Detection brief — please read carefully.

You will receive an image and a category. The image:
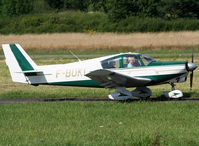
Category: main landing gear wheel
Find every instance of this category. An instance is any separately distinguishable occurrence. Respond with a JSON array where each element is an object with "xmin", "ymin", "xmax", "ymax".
[
  {"xmin": 108, "ymin": 87, "xmax": 132, "ymax": 101},
  {"xmin": 131, "ymin": 87, "xmax": 152, "ymax": 100},
  {"xmin": 108, "ymin": 87, "xmax": 152, "ymax": 101}
]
